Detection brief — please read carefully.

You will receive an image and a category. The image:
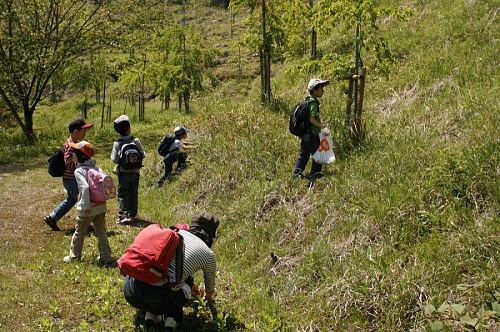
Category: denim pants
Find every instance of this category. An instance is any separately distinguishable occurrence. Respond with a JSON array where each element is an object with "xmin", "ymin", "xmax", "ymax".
[
  {"xmin": 118, "ymin": 172, "xmax": 140, "ymax": 219},
  {"xmin": 293, "ymin": 132, "xmax": 322, "ymax": 176},
  {"xmin": 124, "ymin": 276, "xmax": 187, "ymax": 322},
  {"xmin": 50, "ymin": 177, "xmax": 79, "ymax": 222},
  {"xmin": 157, "ymin": 153, "xmax": 187, "ymax": 185},
  {"xmin": 68, "ymin": 212, "xmax": 112, "ymax": 262}
]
